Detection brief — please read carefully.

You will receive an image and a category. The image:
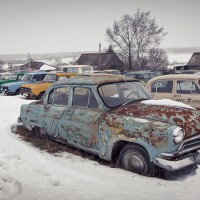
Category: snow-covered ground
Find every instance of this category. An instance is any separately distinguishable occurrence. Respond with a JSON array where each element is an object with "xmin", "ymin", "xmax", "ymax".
[{"xmin": 0, "ymin": 95, "xmax": 200, "ymax": 200}]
